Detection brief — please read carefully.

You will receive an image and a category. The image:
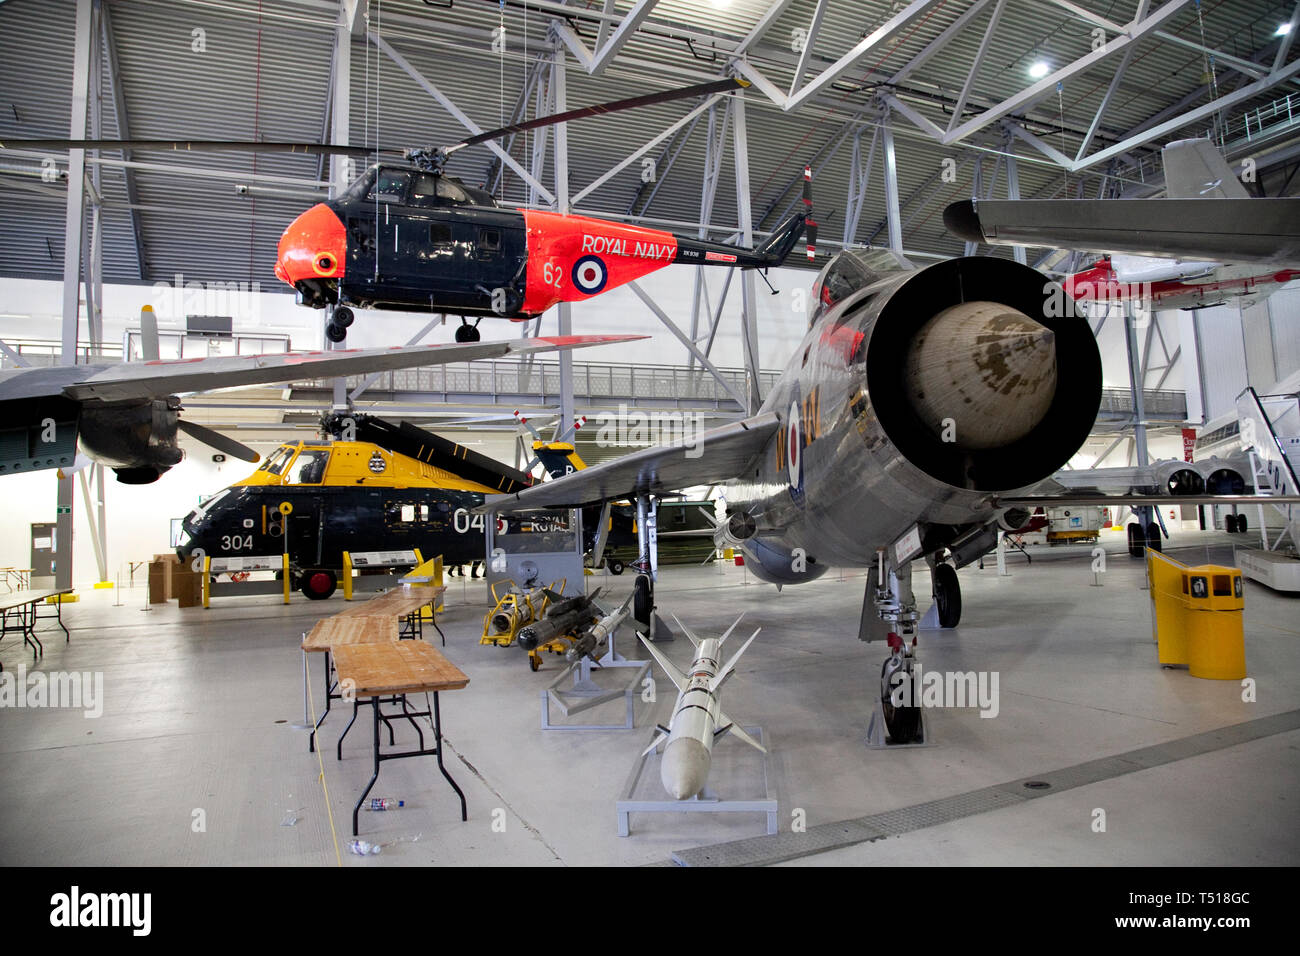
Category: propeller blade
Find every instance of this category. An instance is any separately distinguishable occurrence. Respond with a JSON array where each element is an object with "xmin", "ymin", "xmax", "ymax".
[
  {"xmin": 176, "ymin": 419, "xmax": 260, "ymax": 463},
  {"xmin": 139, "ymin": 305, "xmax": 160, "ymax": 362},
  {"xmin": 446, "ymin": 77, "xmax": 750, "ymax": 155},
  {"xmin": 0, "ymin": 138, "xmax": 378, "ymax": 157}
]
